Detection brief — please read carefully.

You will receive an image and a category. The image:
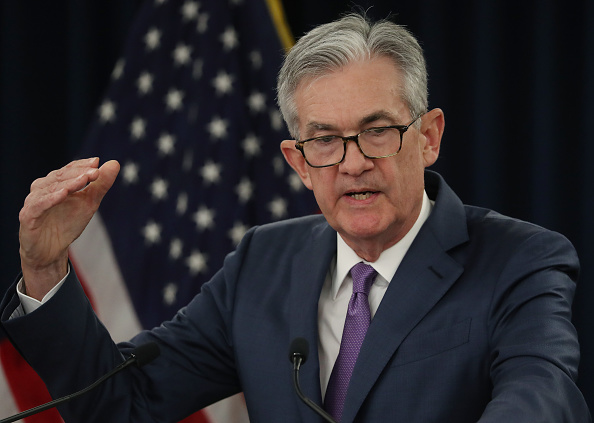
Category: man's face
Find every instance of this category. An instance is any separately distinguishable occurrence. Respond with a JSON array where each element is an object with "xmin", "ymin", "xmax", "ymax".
[{"xmin": 282, "ymin": 56, "xmax": 442, "ymax": 259}]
